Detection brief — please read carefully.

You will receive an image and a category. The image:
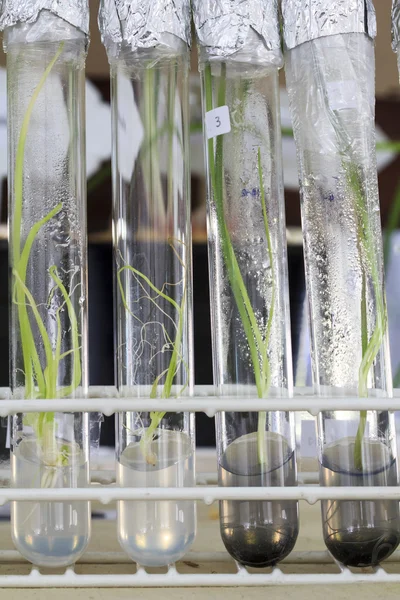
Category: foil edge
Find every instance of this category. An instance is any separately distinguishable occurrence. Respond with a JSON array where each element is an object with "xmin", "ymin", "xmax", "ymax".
[
  {"xmin": 282, "ymin": 0, "xmax": 377, "ymax": 51},
  {"xmin": 0, "ymin": 0, "xmax": 89, "ymax": 34},
  {"xmin": 192, "ymin": 0, "xmax": 282, "ymax": 62},
  {"xmin": 98, "ymin": 0, "xmax": 191, "ymax": 56}
]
